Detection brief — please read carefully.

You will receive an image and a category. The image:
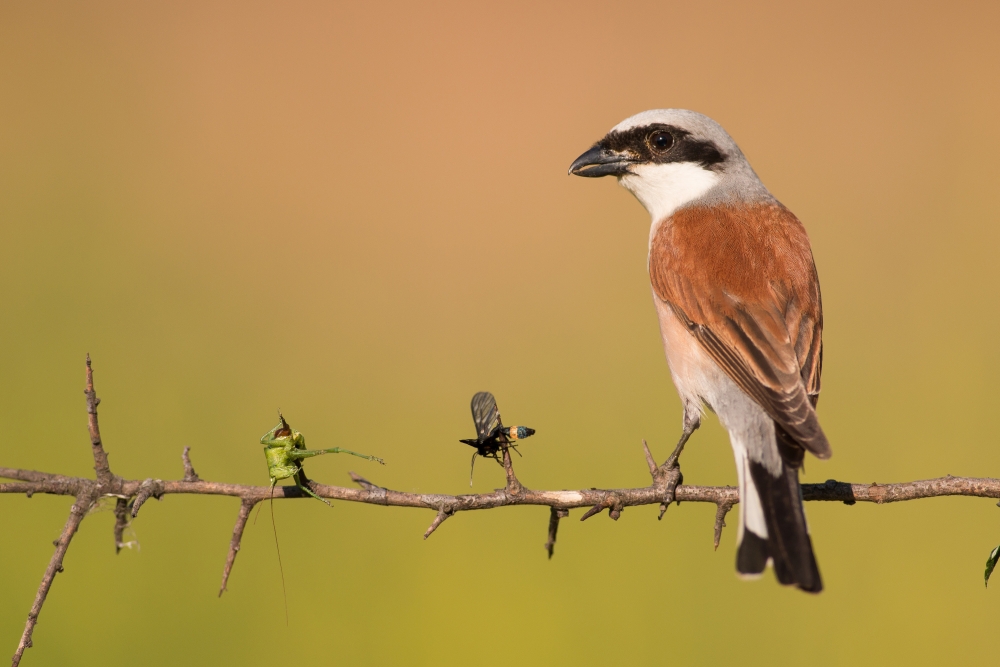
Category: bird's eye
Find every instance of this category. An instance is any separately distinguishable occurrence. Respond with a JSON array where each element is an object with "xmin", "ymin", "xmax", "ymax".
[{"xmin": 648, "ymin": 131, "xmax": 674, "ymax": 152}]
